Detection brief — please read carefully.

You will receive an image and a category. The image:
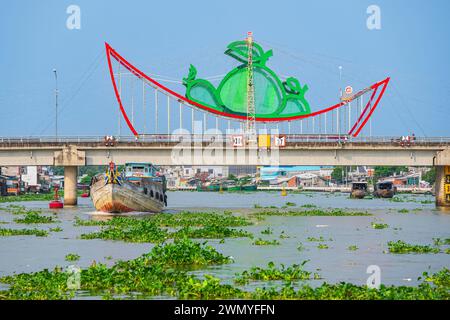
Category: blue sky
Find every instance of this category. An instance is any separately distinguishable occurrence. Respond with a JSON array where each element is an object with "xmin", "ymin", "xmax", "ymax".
[{"xmin": 0, "ymin": 0, "xmax": 449, "ymax": 137}]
